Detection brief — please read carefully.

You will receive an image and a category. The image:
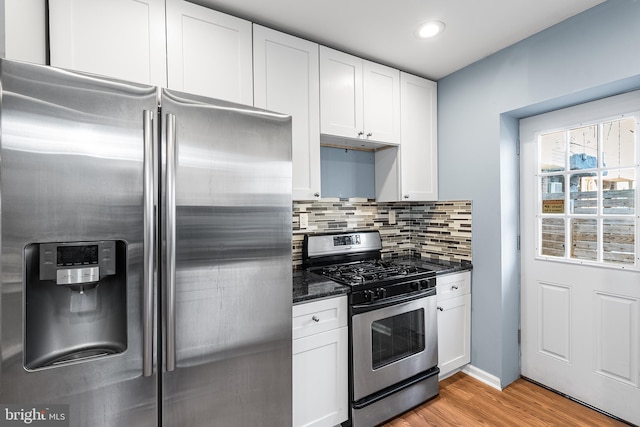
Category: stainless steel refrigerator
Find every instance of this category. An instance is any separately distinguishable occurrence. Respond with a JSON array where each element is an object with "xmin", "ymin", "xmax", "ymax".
[{"xmin": 0, "ymin": 59, "xmax": 292, "ymax": 426}]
